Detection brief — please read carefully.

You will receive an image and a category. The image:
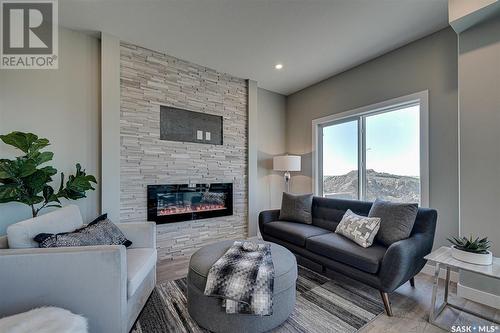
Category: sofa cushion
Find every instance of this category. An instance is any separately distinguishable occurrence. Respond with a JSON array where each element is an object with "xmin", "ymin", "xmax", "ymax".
[
  {"xmin": 306, "ymin": 233, "xmax": 387, "ymax": 274},
  {"xmin": 6, "ymin": 205, "xmax": 84, "ymax": 249},
  {"xmin": 126, "ymin": 248, "xmax": 157, "ymax": 298},
  {"xmin": 369, "ymin": 199, "xmax": 418, "ymax": 246},
  {"xmin": 279, "ymin": 193, "xmax": 313, "ymax": 224},
  {"xmin": 311, "ymin": 197, "xmax": 372, "ymax": 231},
  {"xmin": 263, "ymin": 221, "xmax": 330, "ymax": 247}
]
